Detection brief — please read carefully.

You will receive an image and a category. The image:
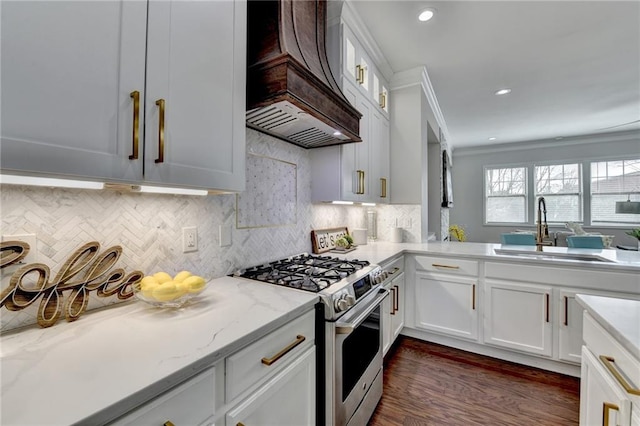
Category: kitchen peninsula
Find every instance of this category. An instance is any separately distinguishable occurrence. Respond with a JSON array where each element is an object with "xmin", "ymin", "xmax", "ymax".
[{"xmin": 2, "ymin": 241, "xmax": 638, "ymax": 425}]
